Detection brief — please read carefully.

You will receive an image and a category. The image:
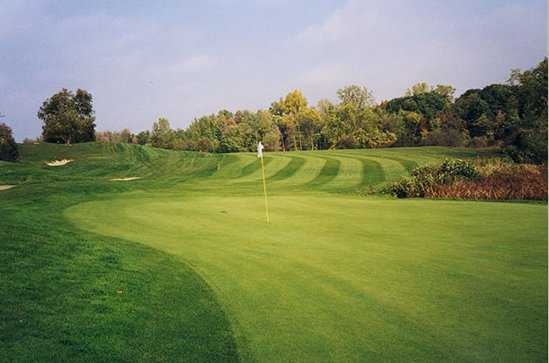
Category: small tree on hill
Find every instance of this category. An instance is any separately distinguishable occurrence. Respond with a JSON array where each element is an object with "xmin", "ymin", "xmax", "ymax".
[
  {"xmin": 136, "ymin": 130, "xmax": 151, "ymax": 145},
  {"xmin": 38, "ymin": 88, "xmax": 96, "ymax": 144},
  {"xmin": 0, "ymin": 122, "xmax": 19, "ymax": 161},
  {"xmin": 151, "ymin": 118, "xmax": 175, "ymax": 149}
]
